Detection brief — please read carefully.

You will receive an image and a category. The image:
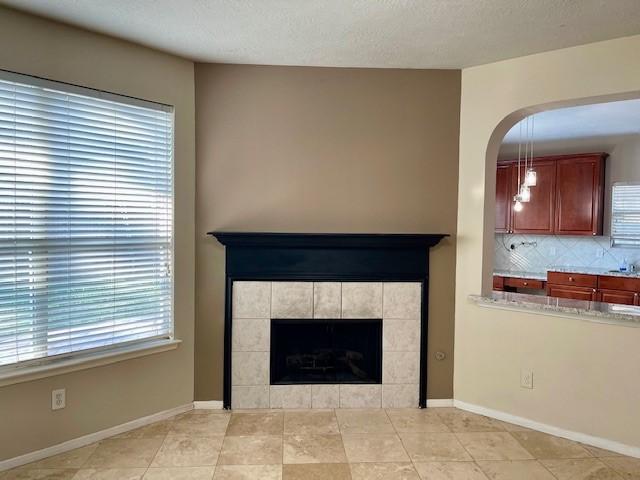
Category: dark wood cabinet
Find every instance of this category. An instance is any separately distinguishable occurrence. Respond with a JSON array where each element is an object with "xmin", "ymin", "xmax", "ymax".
[
  {"xmin": 547, "ymin": 271, "xmax": 598, "ymax": 301},
  {"xmin": 546, "ymin": 271, "xmax": 640, "ymax": 305},
  {"xmin": 503, "ymin": 277, "xmax": 545, "ymax": 290},
  {"xmin": 555, "ymin": 154, "xmax": 606, "ymax": 236},
  {"xmin": 547, "ymin": 284, "xmax": 597, "ymax": 301},
  {"xmin": 495, "ymin": 164, "xmax": 513, "ymax": 233},
  {"xmin": 495, "ymin": 153, "xmax": 606, "ymax": 235},
  {"xmin": 547, "ymin": 271, "xmax": 598, "ymax": 288},
  {"xmin": 511, "ymin": 159, "xmax": 556, "ymax": 234},
  {"xmin": 493, "ymin": 275, "xmax": 504, "ymax": 291},
  {"xmin": 597, "ymin": 289, "xmax": 638, "ymax": 306}
]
